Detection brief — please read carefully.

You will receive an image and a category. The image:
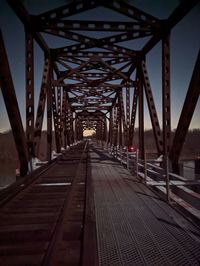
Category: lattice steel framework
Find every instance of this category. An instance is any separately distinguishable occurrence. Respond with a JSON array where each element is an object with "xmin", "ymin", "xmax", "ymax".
[{"xmin": 0, "ymin": 0, "xmax": 199, "ymax": 175}]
